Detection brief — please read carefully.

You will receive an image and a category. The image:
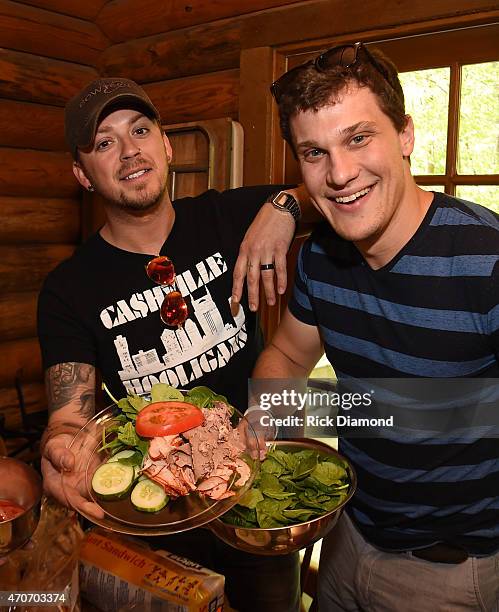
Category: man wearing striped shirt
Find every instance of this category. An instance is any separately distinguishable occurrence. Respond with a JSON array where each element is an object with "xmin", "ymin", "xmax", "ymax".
[{"xmin": 254, "ymin": 43, "xmax": 499, "ymax": 610}]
